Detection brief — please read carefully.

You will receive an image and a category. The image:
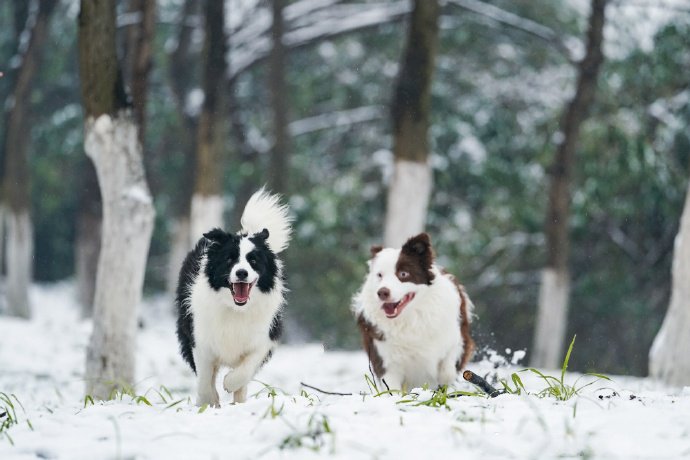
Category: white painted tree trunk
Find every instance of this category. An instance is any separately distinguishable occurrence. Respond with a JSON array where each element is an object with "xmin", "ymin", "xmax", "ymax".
[
  {"xmin": 190, "ymin": 193, "xmax": 224, "ymax": 244},
  {"xmin": 166, "ymin": 216, "xmax": 191, "ymax": 298},
  {"xmin": 649, "ymin": 183, "xmax": 690, "ymax": 387},
  {"xmin": 84, "ymin": 113, "xmax": 155, "ymax": 399},
  {"xmin": 5, "ymin": 210, "xmax": 33, "ymax": 319},
  {"xmin": 532, "ymin": 267, "xmax": 570, "ymax": 369},
  {"xmin": 384, "ymin": 160, "xmax": 432, "ymax": 248}
]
